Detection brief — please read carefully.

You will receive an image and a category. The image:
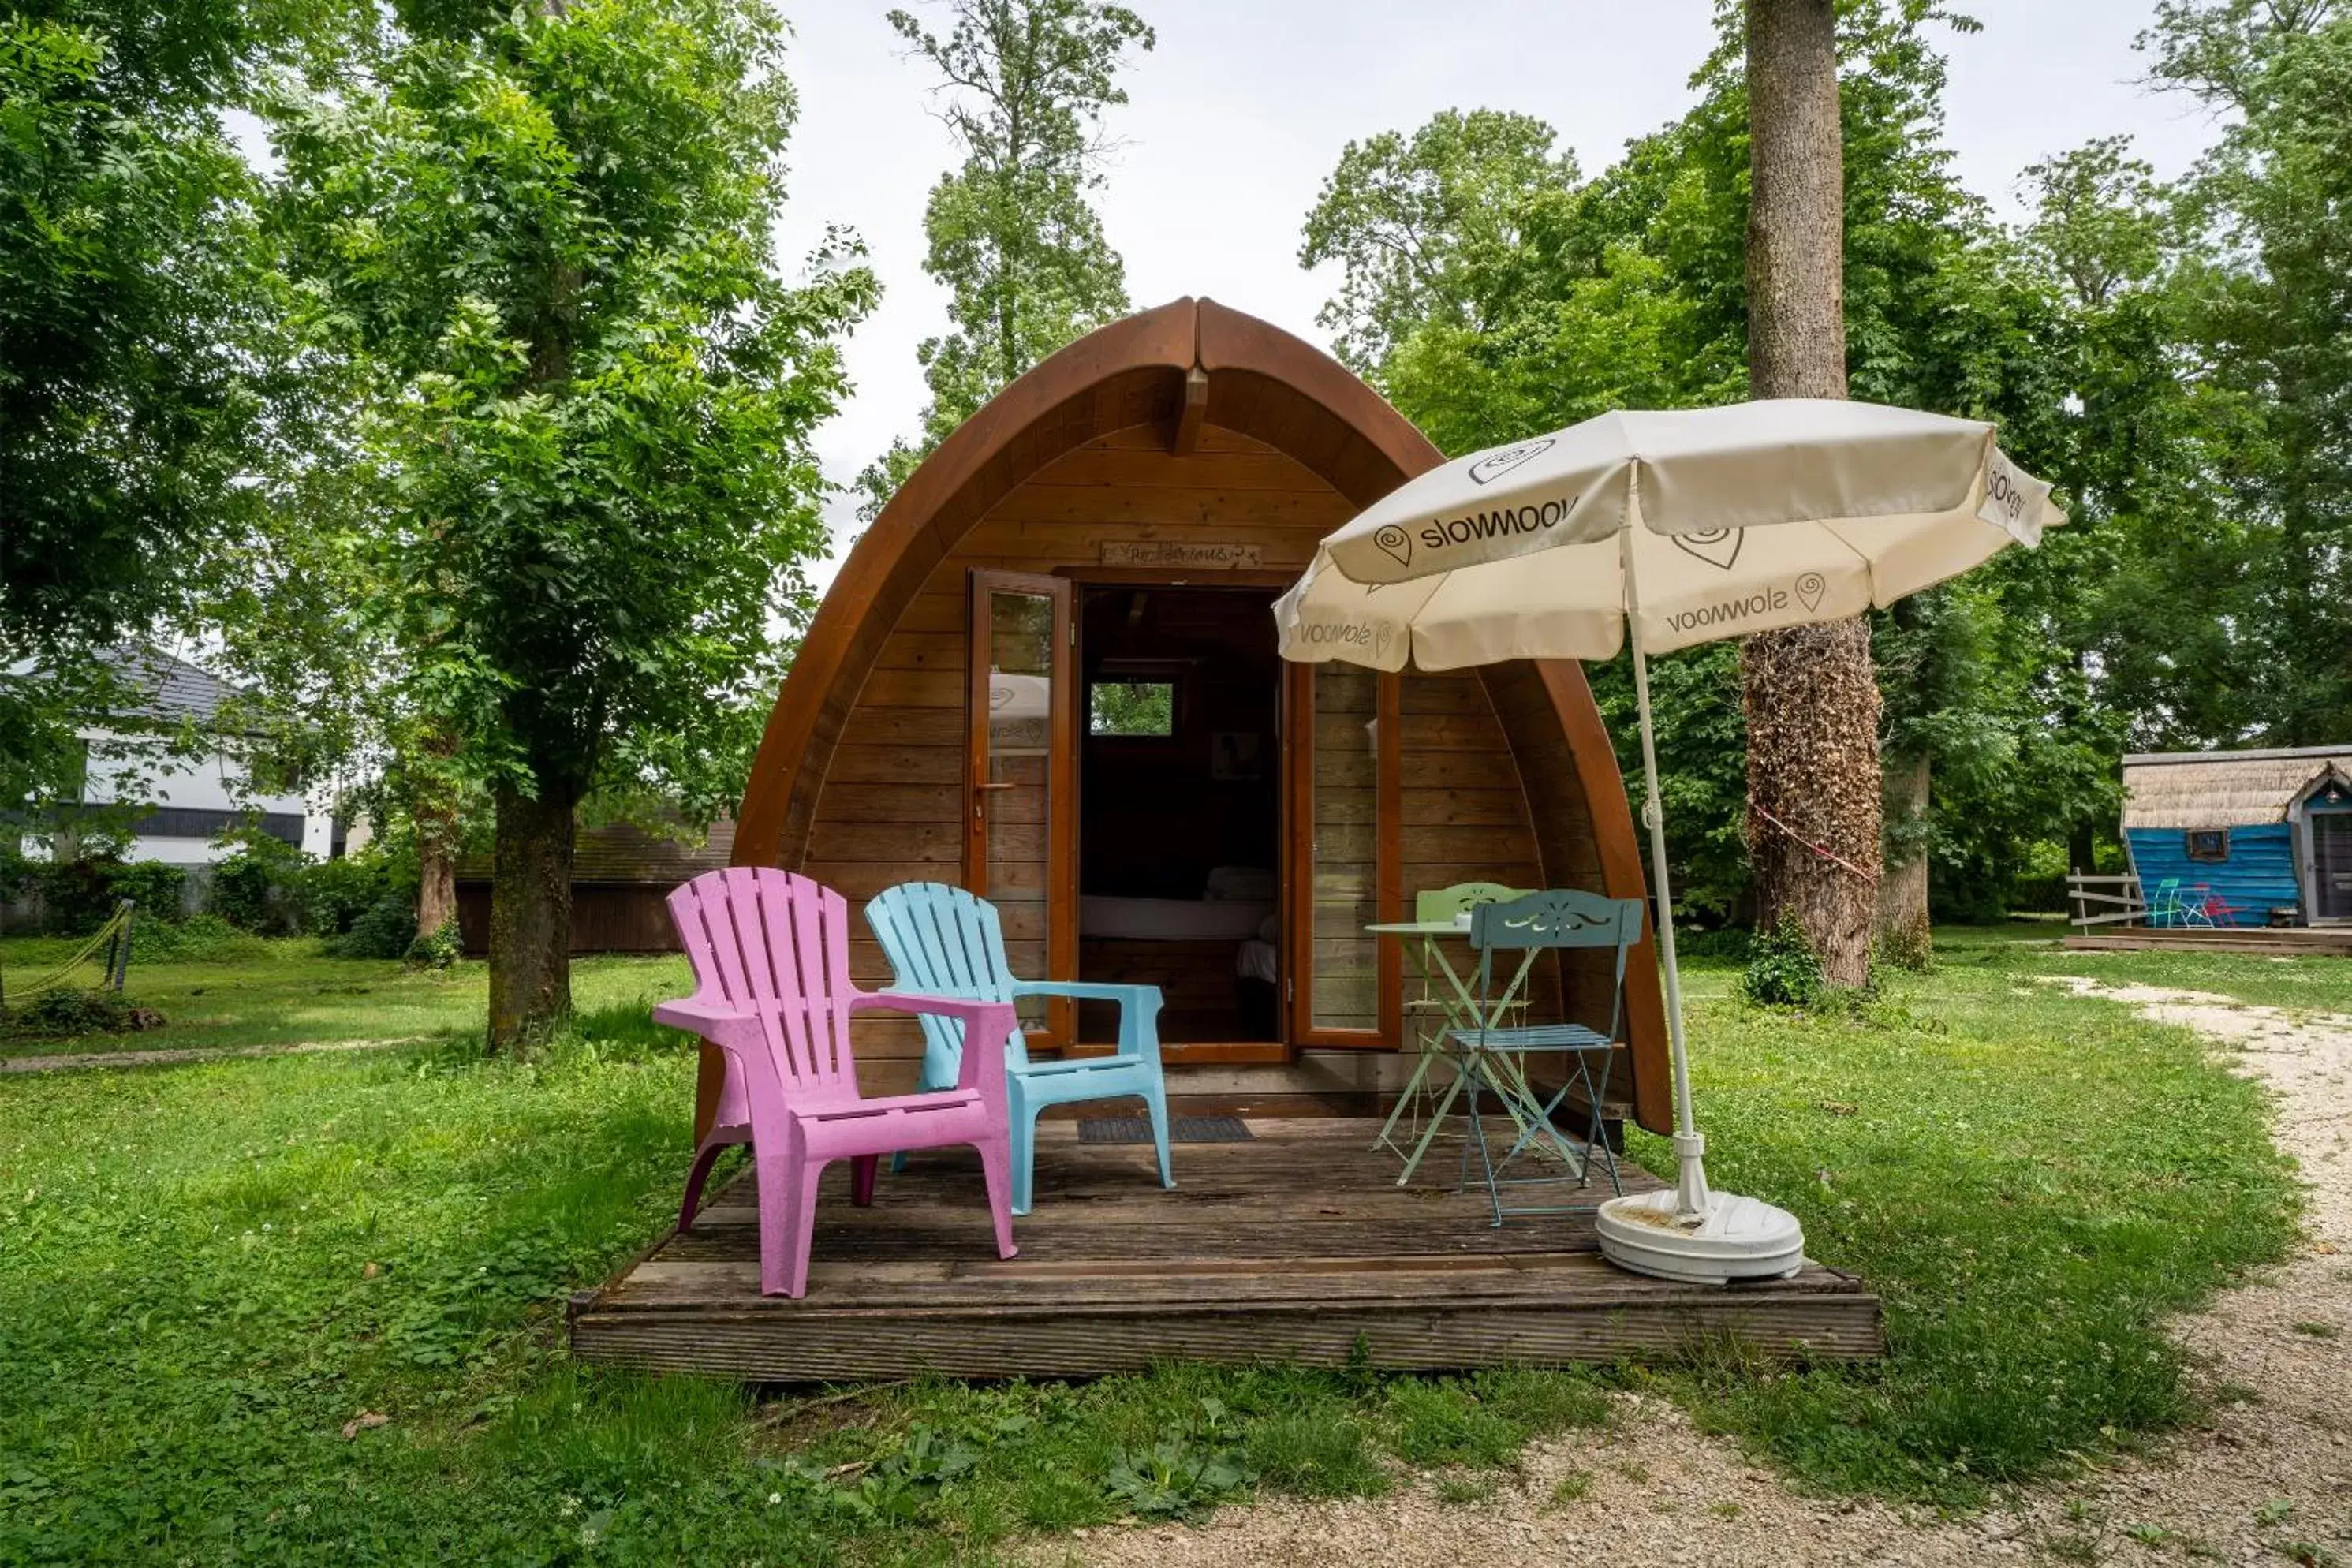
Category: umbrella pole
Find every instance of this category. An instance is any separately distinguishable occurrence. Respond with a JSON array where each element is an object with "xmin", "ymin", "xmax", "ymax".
[{"xmin": 1624, "ymin": 592, "xmax": 1712, "ymax": 1215}]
